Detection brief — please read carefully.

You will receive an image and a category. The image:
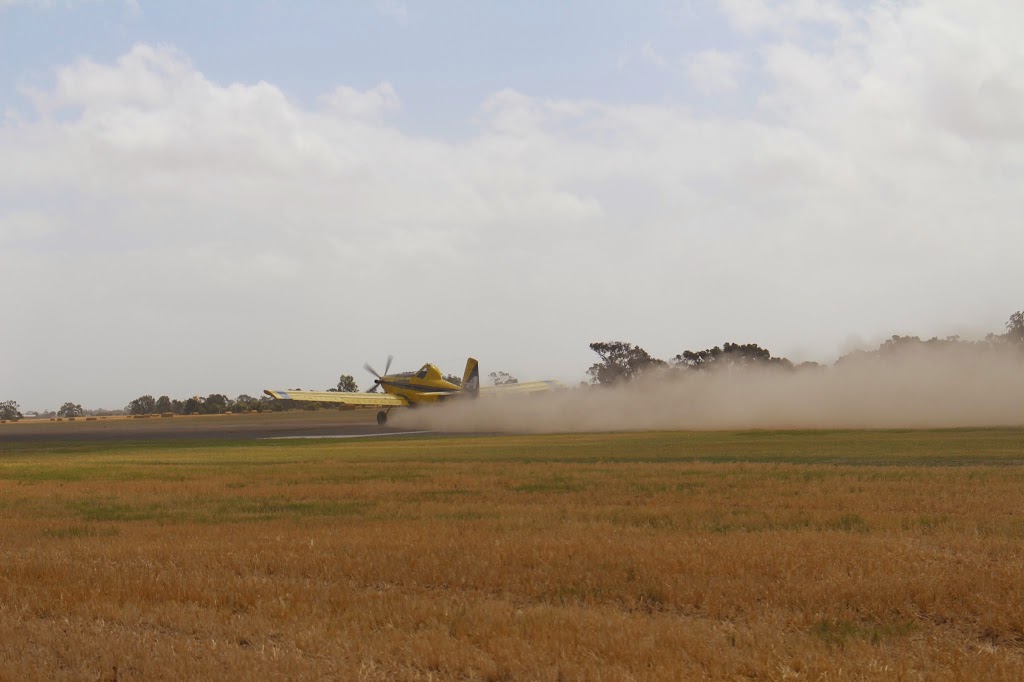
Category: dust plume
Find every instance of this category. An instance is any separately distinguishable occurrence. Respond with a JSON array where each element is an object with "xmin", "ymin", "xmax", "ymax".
[{"xmin": 393, "ymin": 344, "xmax": 1024, "ymax": 433}]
